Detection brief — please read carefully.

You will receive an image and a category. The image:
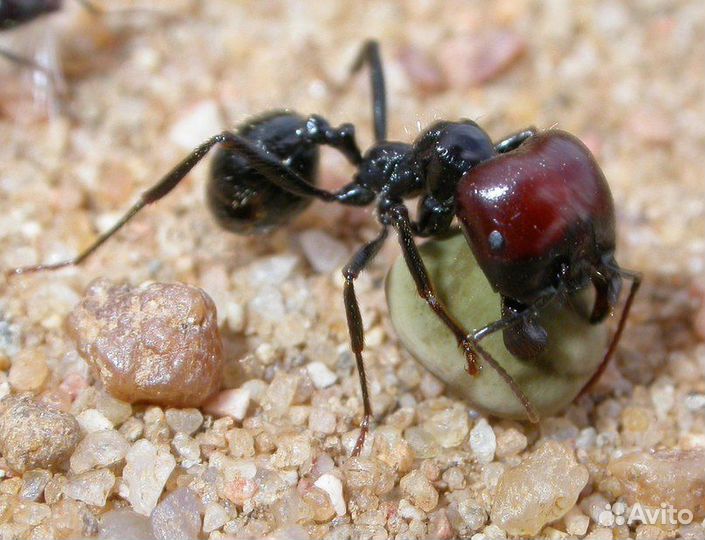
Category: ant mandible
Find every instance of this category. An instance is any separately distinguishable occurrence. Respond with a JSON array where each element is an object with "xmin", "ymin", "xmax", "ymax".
[{"xmin": 8, "ymin": 40, "xmax": 641, "ymax": 456}]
